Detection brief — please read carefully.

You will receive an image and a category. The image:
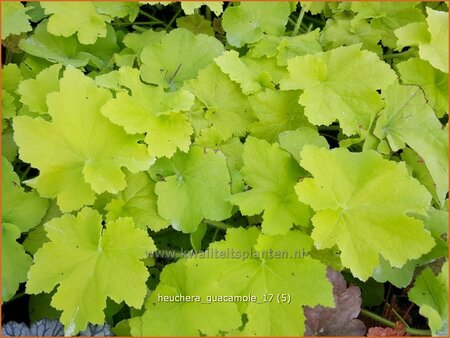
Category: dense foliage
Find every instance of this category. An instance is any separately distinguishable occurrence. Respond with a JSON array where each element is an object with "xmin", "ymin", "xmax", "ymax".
[{"xmin": 2, "ymin": 1, "xmax": 448, "ymax": 336}]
